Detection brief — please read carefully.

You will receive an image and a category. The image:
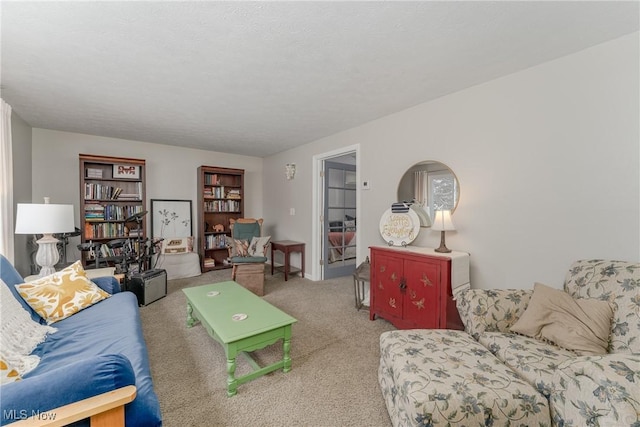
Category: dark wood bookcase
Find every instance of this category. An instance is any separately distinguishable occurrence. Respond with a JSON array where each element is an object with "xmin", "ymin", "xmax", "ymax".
[
  {"xmin": 197, "ymin": 166, "xmax": 244, "ymax": 272},
  {"xmin": 79, "ymin": 154, "xmax": 147, "ymax": 268}
]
